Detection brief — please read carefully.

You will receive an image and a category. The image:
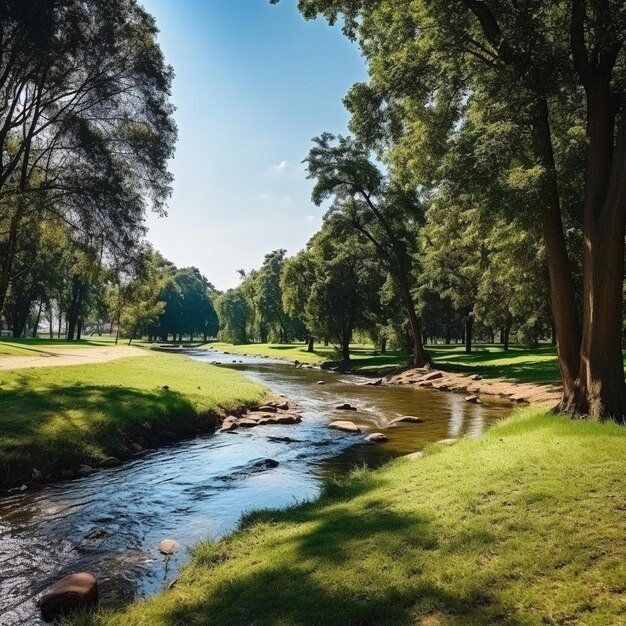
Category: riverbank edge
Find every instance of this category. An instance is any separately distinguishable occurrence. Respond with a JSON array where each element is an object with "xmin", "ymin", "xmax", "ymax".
[
  {"xmin": 0, "ymin": 353, "xmax": 270, "ymax": 494},
  {"xmin": 201, "ymin": 344, "xmax": 561, "ymax": 408},
  {"xmin": 68, "ymin": 406, "xmax": 626, "ymax": 626}
]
